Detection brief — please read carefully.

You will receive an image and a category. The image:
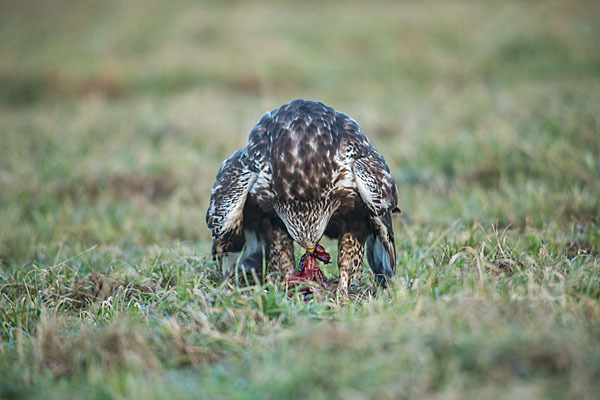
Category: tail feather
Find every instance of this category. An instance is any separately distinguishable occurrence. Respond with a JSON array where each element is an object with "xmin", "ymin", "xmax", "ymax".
[
  {"xmin": 212, "ymin": 229, "xmax": 265, "ymax": 279},
  {"xmin": 238, "ymin": 229, "xmax": 265, "ymax": 278},
  {"xmin": 366, "ymin": 214, "xmax": 396, "ymax": 287}
]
